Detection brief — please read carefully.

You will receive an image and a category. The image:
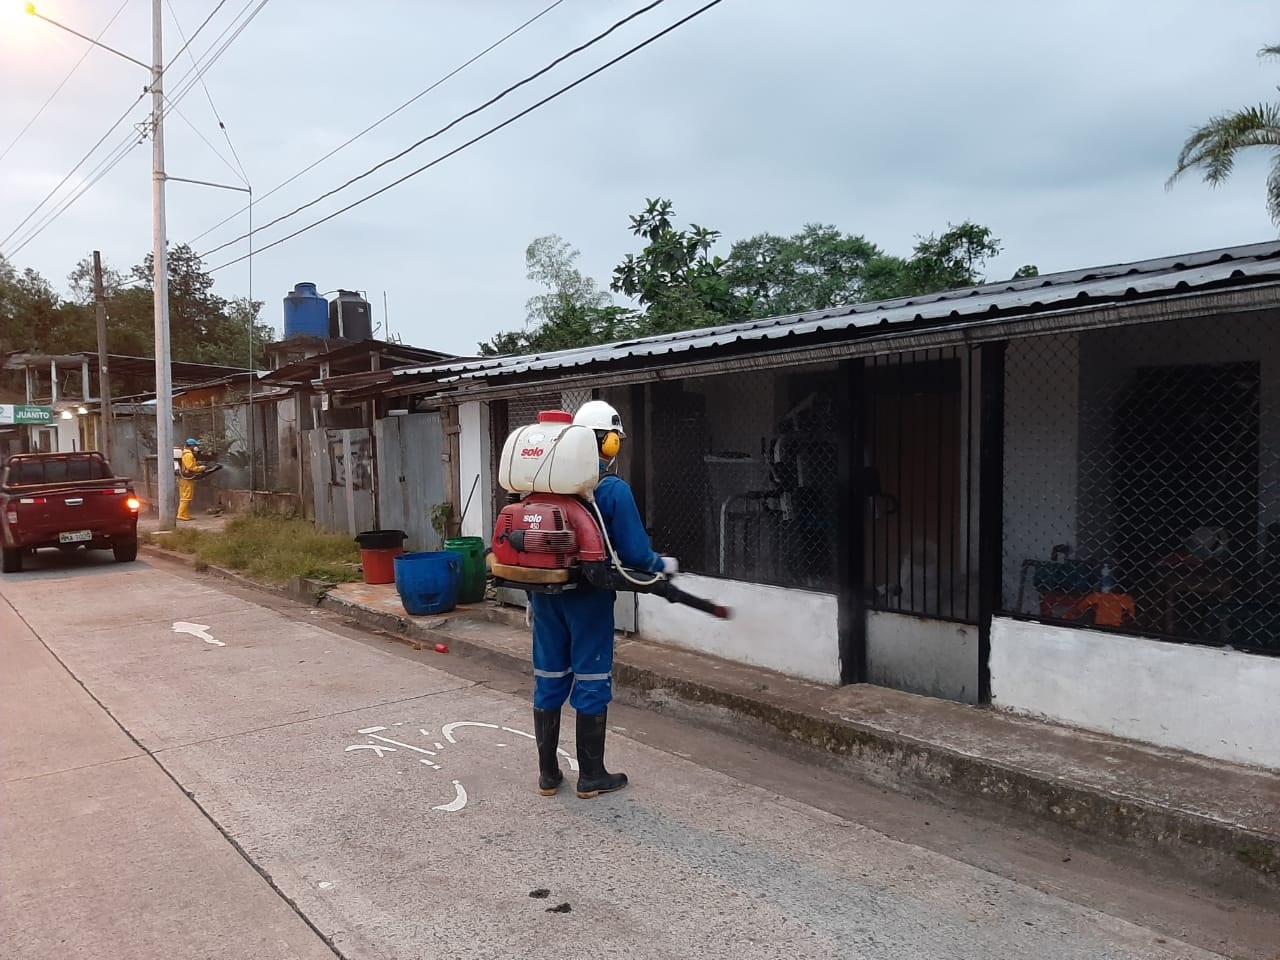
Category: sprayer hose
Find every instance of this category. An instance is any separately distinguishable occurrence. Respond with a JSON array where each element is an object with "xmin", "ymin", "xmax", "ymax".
[{"xmin": 587, "ymin": 497, "xmax": 663, "ymax": 588}]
